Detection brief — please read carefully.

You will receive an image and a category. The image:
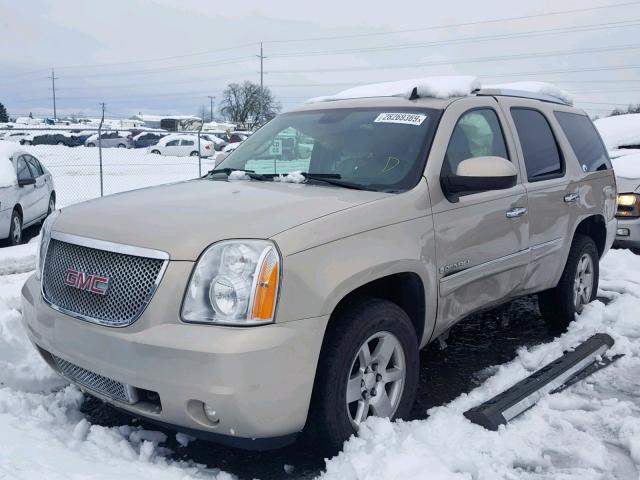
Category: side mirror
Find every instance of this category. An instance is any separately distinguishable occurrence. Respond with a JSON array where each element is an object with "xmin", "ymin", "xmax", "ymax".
[
  {"xmin": 442, "ymin": 156, "xmax": 517, "ymax": 196},
  {"xmin": 18, "ymin": 177, "xmax": 36, "ymax": 187}
]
